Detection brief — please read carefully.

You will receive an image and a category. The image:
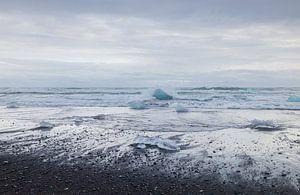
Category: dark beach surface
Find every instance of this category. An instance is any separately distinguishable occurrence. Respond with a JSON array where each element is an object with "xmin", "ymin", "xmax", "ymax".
[{"xmin": 0, "ymin": 150, "xmax": 298, "ymax": 195}]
